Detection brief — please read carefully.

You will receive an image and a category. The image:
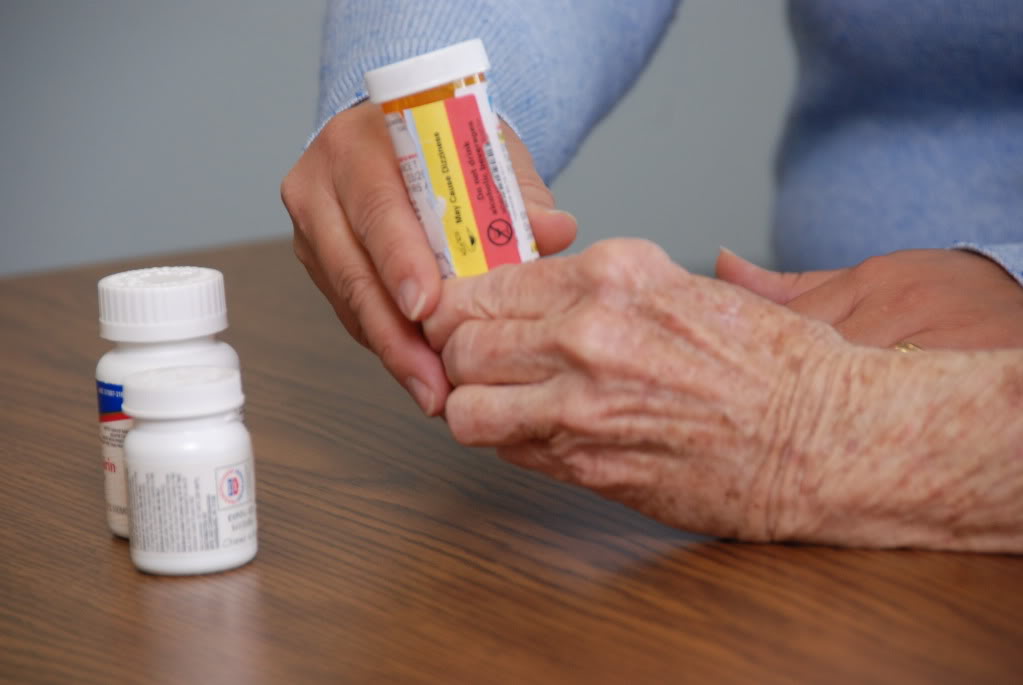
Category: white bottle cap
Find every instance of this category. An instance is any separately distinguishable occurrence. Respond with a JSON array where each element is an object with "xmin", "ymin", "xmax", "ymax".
[
  {"xmin": 365, "ymin": 38, "xmax": 490, "ymax": 104},
  {"xmin": 123, "ymin": 366, "xmax": 243, "ymax": 420},
  {"xmin": 98, "ymin": 266, "xmax": 228, "ymax": 342}
]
